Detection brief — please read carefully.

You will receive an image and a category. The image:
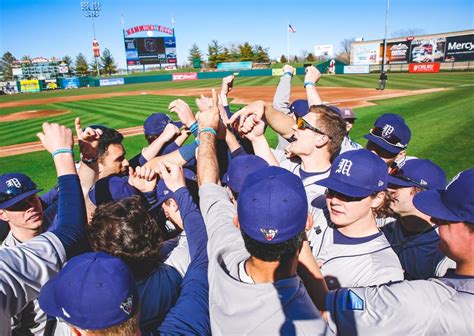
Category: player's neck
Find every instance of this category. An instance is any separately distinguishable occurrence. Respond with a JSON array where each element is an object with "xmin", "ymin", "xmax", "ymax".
[
  {"xmin": 337, "ymin": 213, "xmax": 379, "ymax": 238},
  {"xmin": 245, "ymin": 256, "xmax": 297, "ymax": 283},
  {"xmin": 300, "ymin": 151, "xmax": 331, "ymax": 173},
  {"xmin": 455, "ymin": 261, "xmax": 474, "ymax": 277},
  {"xmin": 11, "ymin": 226, "xmax": 42, "ymax": 243},
  {"xmin": 399, "ymin": 212, "xmax": 434, "ymax": 235}
]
